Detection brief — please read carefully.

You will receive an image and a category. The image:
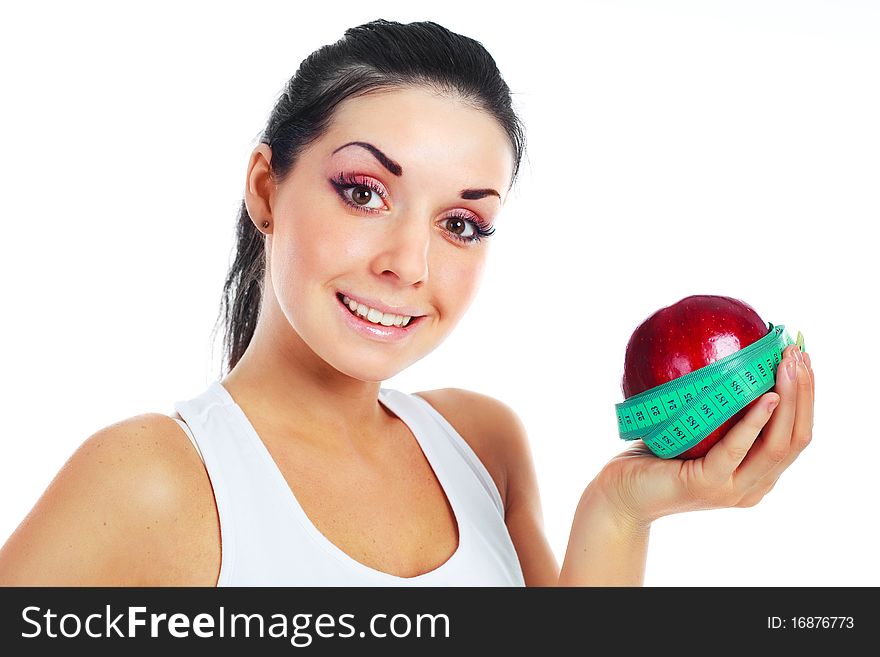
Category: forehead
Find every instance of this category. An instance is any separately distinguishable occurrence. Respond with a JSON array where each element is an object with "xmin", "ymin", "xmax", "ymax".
[{"xmin": 318, "ymin": 86, "xmax": 514, "ymax": 188}]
